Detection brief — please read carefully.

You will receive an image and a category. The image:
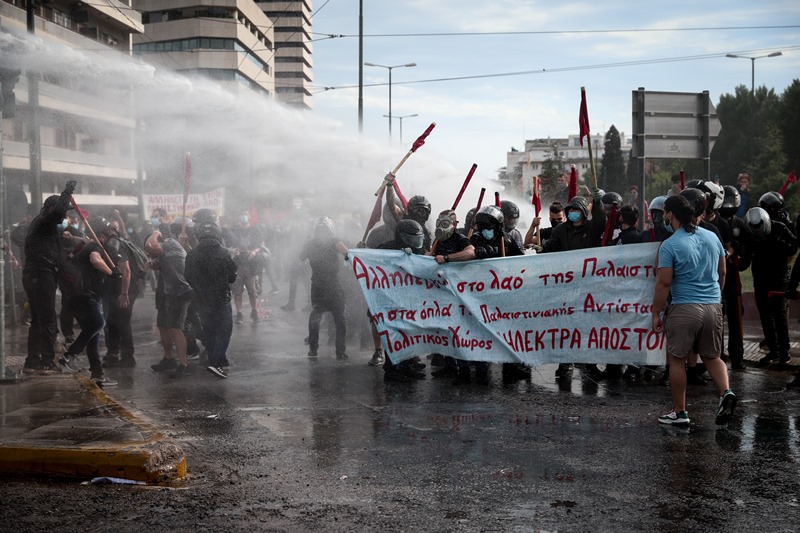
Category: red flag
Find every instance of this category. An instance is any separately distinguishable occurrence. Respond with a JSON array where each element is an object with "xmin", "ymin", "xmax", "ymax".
[
  {"xmin": 451, "ymin": 164, "xmax": 477, "ymax": 211},
  {"xmin": 494, "ymin": 191, "xmax": 501, "ymax": 207},
  {"xmin": 601, "ymin": 205, "xmax": 619, "ymax": 246},
  {"xmin": 579, "ymin": 88, "xmax": 590, "ymax": 147},
  {"xmin": 531, "ymin": 177, "xmax": 541, "ymax": 217},
  {"xmin": 779, "ymin": 170, "xmax": 797, "ymax": 195},
  {"xmin": 568, "ymin": 165, "xmax": 578, "ymax": 201},
  {"xmin": 411, "ymin": 122, "xmax": 436, "ymax": 153},
  {"xmin": 183, "ymin": 152, "xmax": 192, "ymax": 204},
  {"xmin": 69, "ymin": 197, "xmax": 89, "ymax": 220},
  {"xmin": 392, "ymin": 180, "xmax": 408, "ymax": 210},
  {"xmin": 679, "ymin": 169, "xmax": 685, "ymax": 190},
  {"xmin": 365, "ymin": 194, "xmax": 383, "ymax": 234},
  {"xmin": 475, "ymin": 187, "xmax": 486, "ymax": 212}
]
